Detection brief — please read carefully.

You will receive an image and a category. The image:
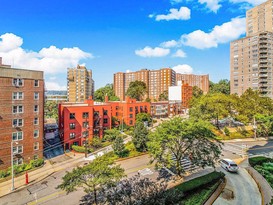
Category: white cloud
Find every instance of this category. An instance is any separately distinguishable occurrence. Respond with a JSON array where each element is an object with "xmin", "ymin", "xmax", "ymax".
[
  {"xmin": 151, "ymin": 7, "xmax": 191, "ymax": 21},
  {"xmin": 46, "ymin": 82, "xmax": 67, "ymax": 91},
  {"xmin": 172, "ymin": 49, "xmax": 187, "ymax": 58},
  {"xmin": 181, "ymin": 17, "xmax": 246, "ymax": 49},
  {"xmin": 170, "ymin": 0, "xmax": 183, "ymax": 4},
  {"xmin": 172, "ymin": 64, "xmax": 193, "ymax": 74},
  {"xmin": 126, "ymin": 69, "xmax": 132, "ymax": 73},
  {"xmin": 160, "ymin": 40, "xmax": 179, "ymax": 48},
  {"xmin": 49, "ymin": 76, "xmax": 57, "ymax": 80},
  {"xmin": 198, "ymin": 0, "xmax": 222, "ymax": 13},
  {"xmin": 229, "ymin": 0, "xmax": 265, "ymax": 6},
  {"xmin": 135, "ymin": 46, "xmax": 170, "ymax": 57},
  {"xmin": 0, "ymin": 33, "xmax": 92, "ymax": 74}
]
